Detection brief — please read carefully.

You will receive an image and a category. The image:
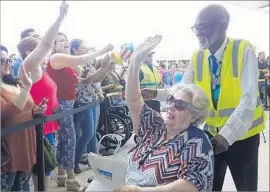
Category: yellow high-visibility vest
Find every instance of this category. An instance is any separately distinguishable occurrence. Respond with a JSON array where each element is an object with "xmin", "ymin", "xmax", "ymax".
[
  {"xmin": 192, "ymin": 38, "xmax": 266, "ymax": 140},
  {"xmin": 140, "ymin": 64, "xmax": 161, "ymax": 89}
]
